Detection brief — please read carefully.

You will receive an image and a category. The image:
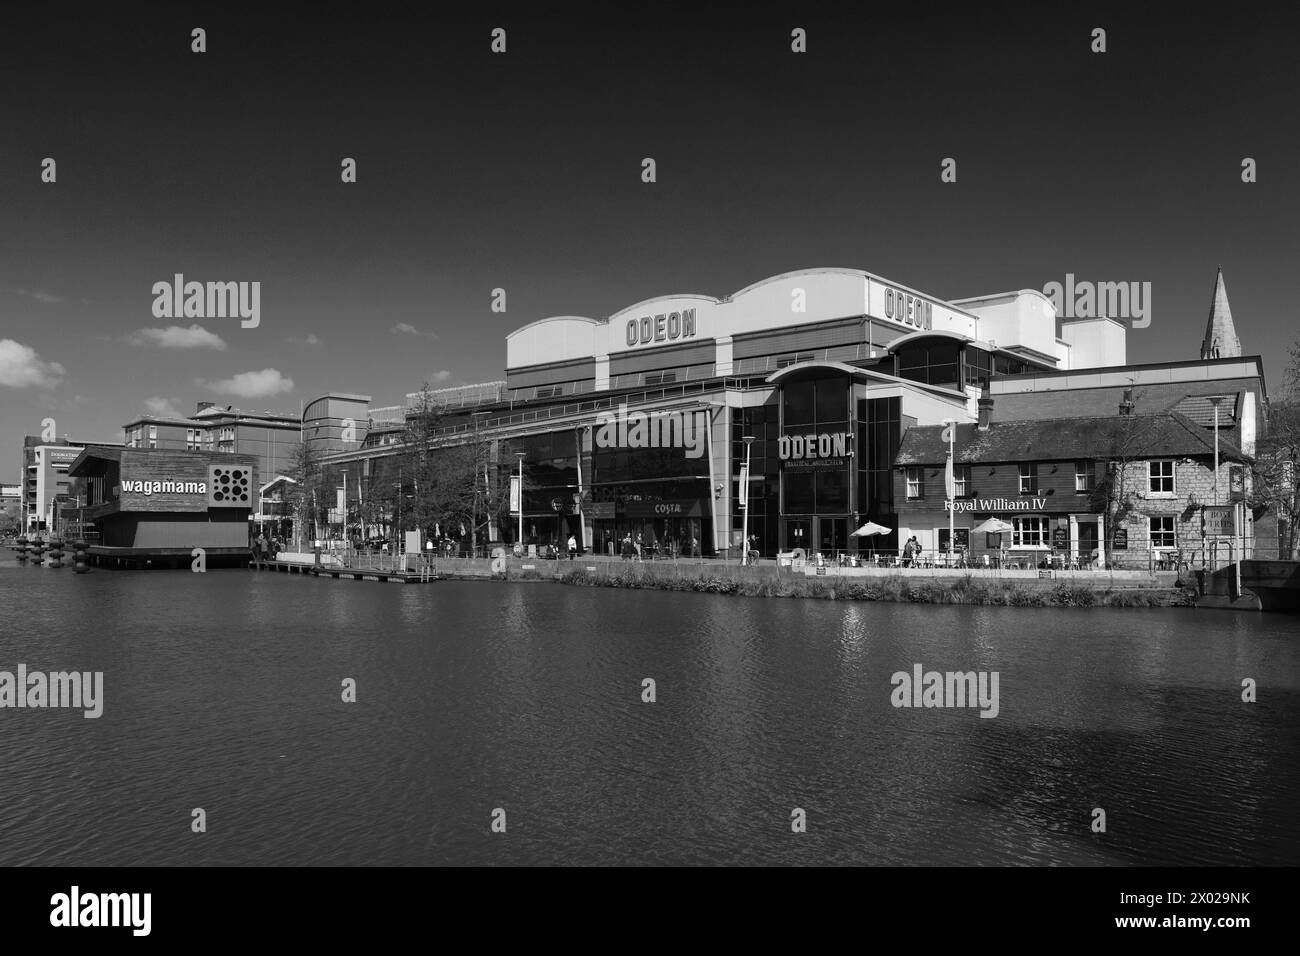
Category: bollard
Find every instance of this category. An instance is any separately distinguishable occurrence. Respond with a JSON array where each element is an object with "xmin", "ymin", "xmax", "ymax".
[
  {"xmin": 31, "ymin": 536, "xmax": 45, "ymax": 567},
  {"xmin": 15, "ymin": 534, "xmax": 28, "ymax": 564},
  {"xmin": 73, "ymin": 539, "xmax": 89, "ymax": 574},
  {"xmin": 48, "ymin": 537, "xmax": 64, "ymax": 569}
]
